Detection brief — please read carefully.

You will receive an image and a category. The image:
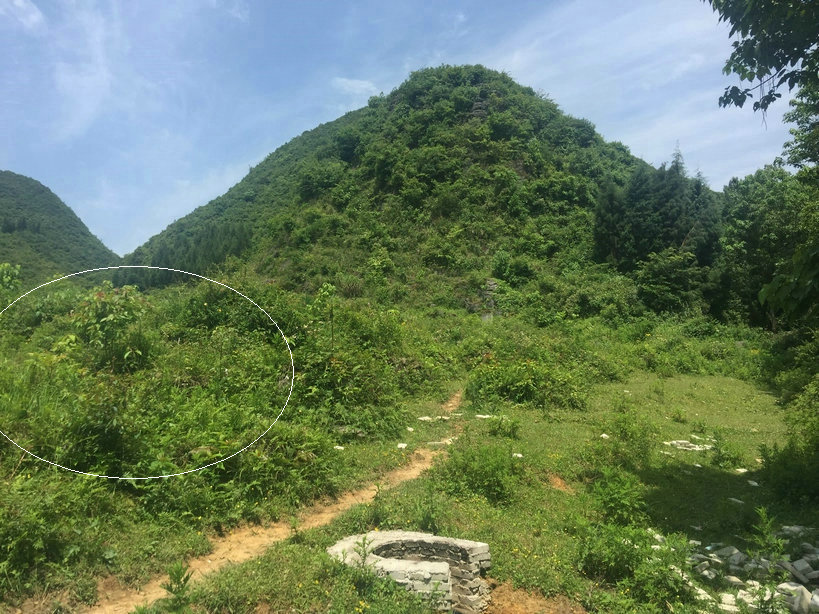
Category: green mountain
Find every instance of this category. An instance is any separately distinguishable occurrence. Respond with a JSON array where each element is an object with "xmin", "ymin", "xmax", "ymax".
[
  {"xmin": 121, "ymin": 65, "xmax": 725, "ymax": 321},
  {"xmin": 0, "ymin": 170, "xmax": 120, "ymax": 285}
]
